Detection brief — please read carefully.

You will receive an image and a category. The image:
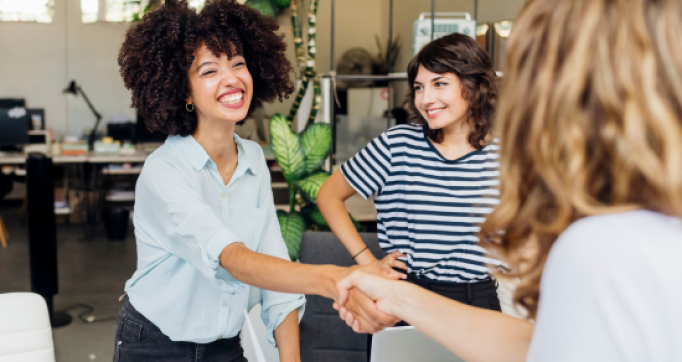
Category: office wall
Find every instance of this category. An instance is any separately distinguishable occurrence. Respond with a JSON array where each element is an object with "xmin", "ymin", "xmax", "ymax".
[
  {"xmin": 0, "ymin": 0, "xmax": 69, "ymax": 136},
  {"xmin": 380, "ymin": 0, "xmax": 526, "ymax": 106},
  {"xmin": 0, "ymin": 0, "xmax": 523, "ymax": 137},
  {"xmin": 0, "ymin": 0, "xmax": 133, "ymax": 138}
]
